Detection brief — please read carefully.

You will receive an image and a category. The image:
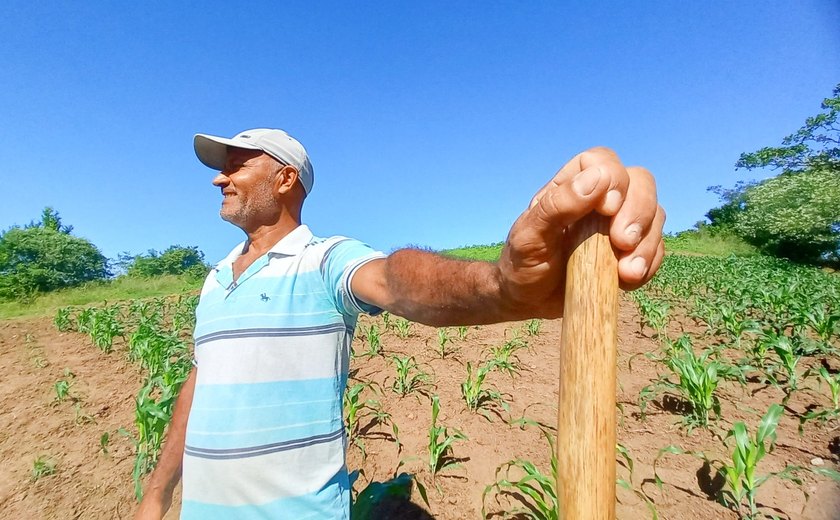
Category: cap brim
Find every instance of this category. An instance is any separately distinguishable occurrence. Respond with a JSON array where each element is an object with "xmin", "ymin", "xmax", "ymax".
[{"xmin": 194, "ymin": 133, "xmax": 262, "ymax": 171}]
